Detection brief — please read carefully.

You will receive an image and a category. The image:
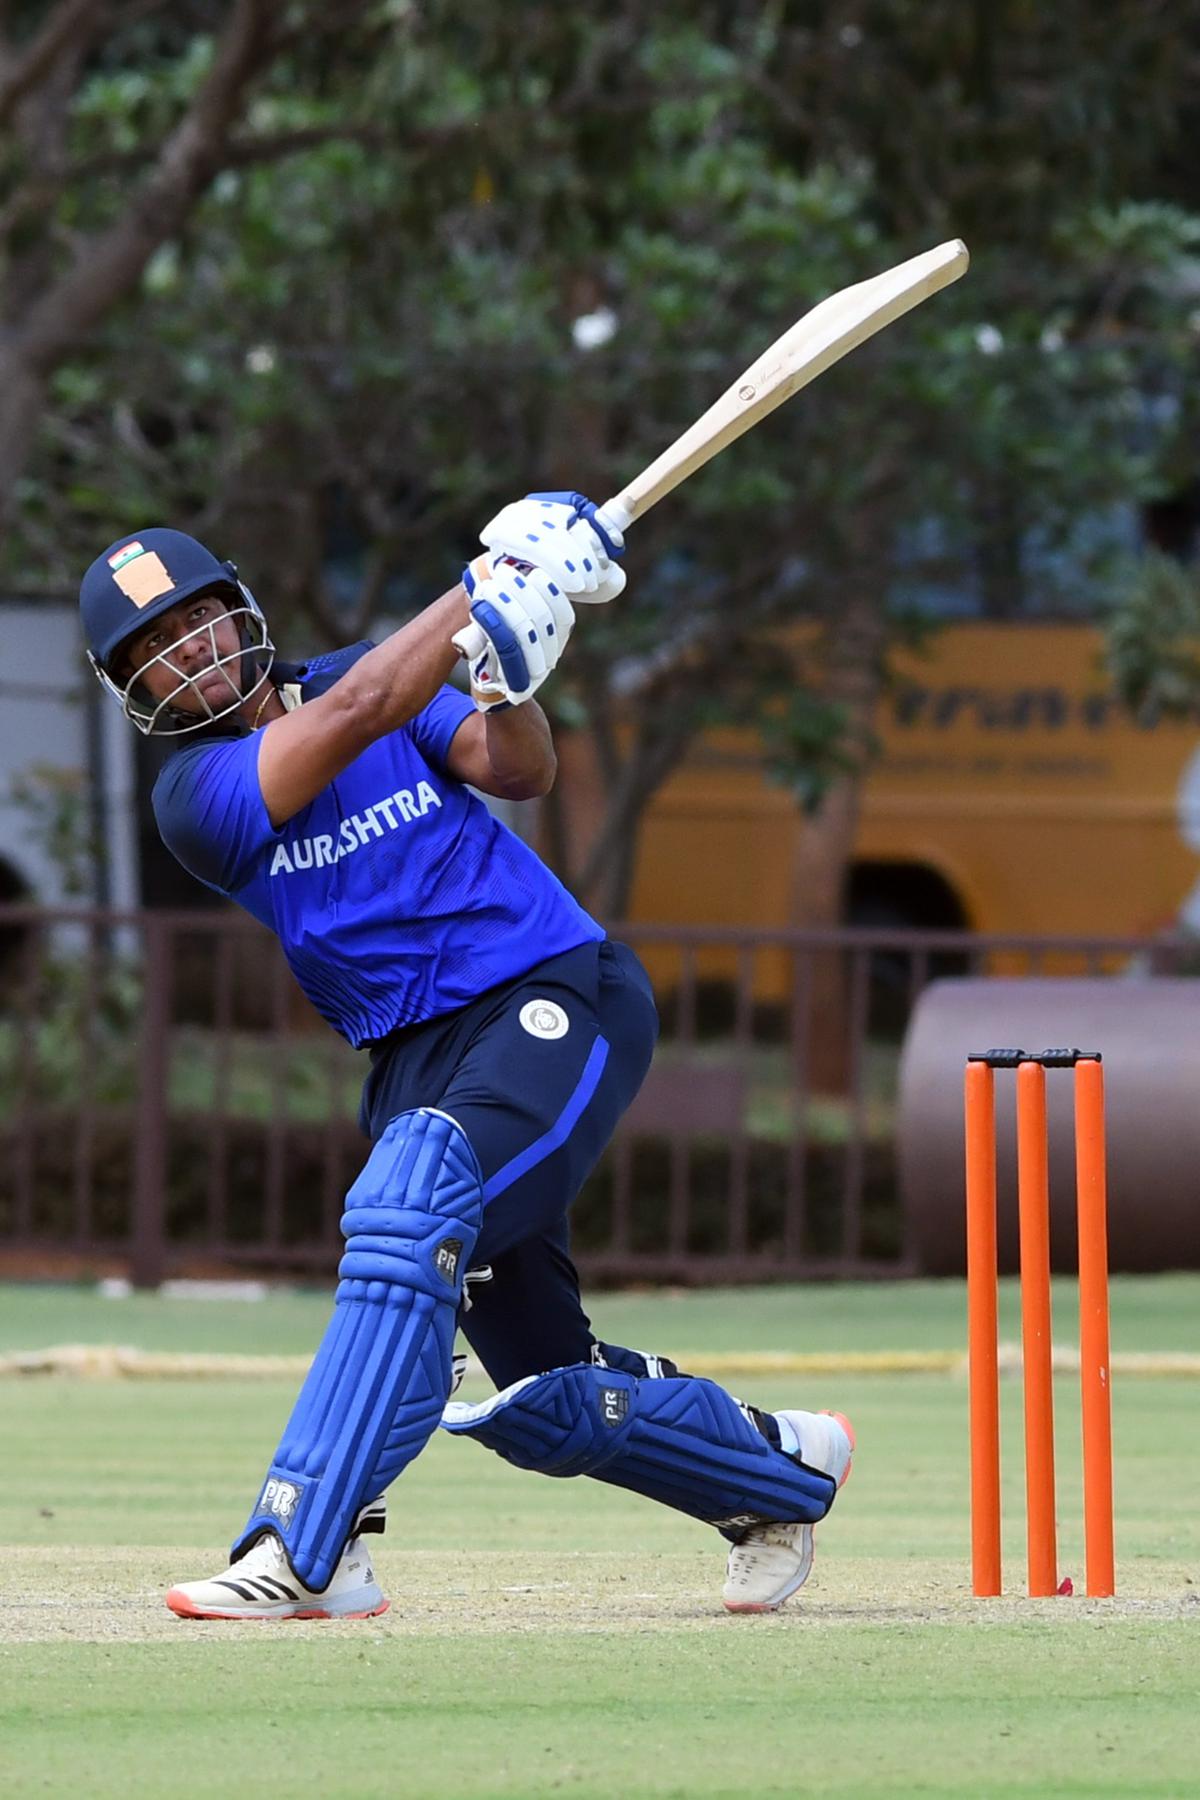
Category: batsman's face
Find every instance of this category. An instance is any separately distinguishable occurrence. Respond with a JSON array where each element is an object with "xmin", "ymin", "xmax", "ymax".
[{"xmin": 124, "ymin": 594, "xmax": 244, "ymax": 712}]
